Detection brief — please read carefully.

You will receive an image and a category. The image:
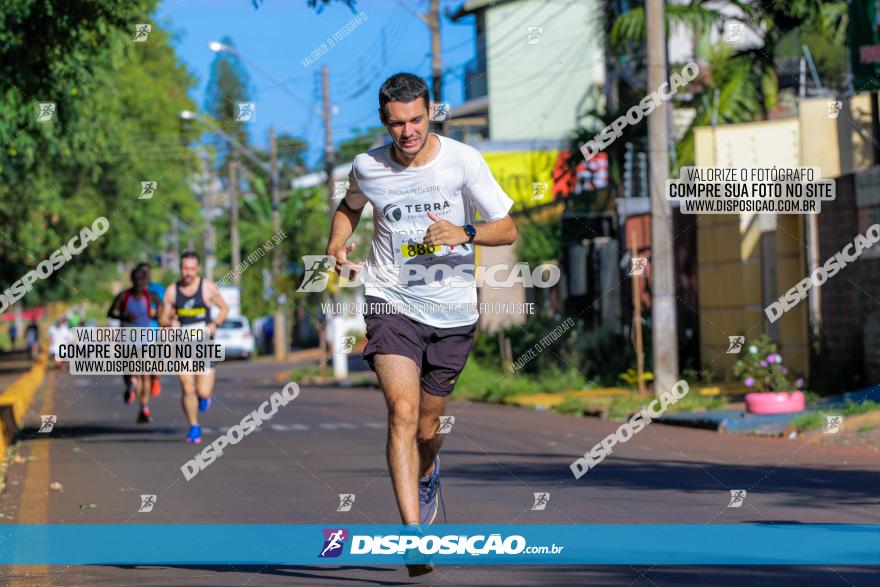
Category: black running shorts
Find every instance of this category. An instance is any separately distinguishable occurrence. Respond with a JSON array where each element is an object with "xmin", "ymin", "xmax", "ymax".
[{"xmin": 362, "ymin": 295, "xmax": 477, "ymax": 396}]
